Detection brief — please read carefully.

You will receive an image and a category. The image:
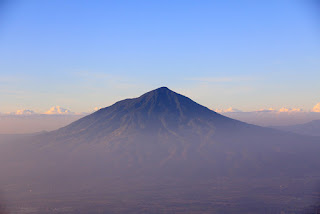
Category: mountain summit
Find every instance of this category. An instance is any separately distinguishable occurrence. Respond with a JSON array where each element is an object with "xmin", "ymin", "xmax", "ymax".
[
  {"xmin": 111, "ymin": 86, "xmax": 214, "ymax": 118},
  {"xmin": 93, "ymin": 86, "xmax": 220, "ymax": 122}
]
